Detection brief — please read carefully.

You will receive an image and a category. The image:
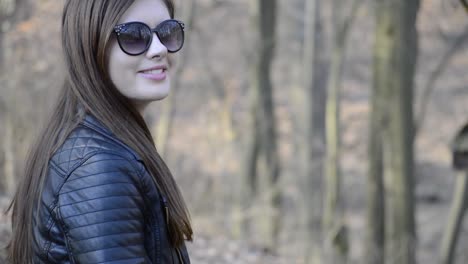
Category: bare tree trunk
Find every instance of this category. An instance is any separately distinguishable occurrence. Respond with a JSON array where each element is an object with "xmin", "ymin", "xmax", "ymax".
[
  {"xmin": 415, "ymin": 26, "xmax": 468, "ymax": 136},
  {"xmin": 259, "ymin": 0, "xmax": 281, "ymax": 250},
  {"xmin": 322, "ymin": 0, "xmax": 360, "ymax": 262},
  {"xmin": 366, "ymin": 0, "xmax": 391, "ymax": 262},
  {"xmin": 2, "ymin": 114, "xmax": 15, "ymax": 195},
  {"xmin": 0, "ymin": 30, "xmax": 4, "ymax": 70},
  {"xmin": 322, "ymin": 28, "xmax": 347, "ymax": 264},
  {"xmin": 242, "ymin": 108, "xmax": 260, "ymax": 236},
  {"xmin": 244, "ymin": 0, "xmax": 280, "ymax": 250},
  {"xmin": 303, "ymin": 0, "xmax": 326, "ymax": 262},
  {"xmin": 440, "ymin": 171, "xmax": 468, "ymax": 264},
  {"xmin": 366, "ymin": 48, "xmax": 386, "ymax": 264},
  {"xmin": 0, "ymin": 100, "xmax": 5, "ymax": 196},
  {"xmin": 0, "ymin": 0, "xmax": 32, "ymax": 194},
  {"xmin": 155, "ymin": 0, "xmax": 195, "ymax": 157},
  {"xmin": 440, "ymin": 127, "xmax": 468, "ymax": 264},
  {"xmin": 375, "ymin": 1, "xmax": 420, "ymax": 263}
]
